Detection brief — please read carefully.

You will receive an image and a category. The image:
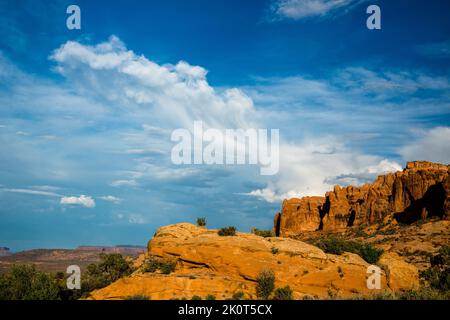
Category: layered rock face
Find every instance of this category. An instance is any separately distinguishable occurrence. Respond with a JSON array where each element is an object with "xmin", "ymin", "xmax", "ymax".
[
  {"xmin": 89, "ymin": 223, "xmax": 418, "ymax": 300},
  {"xmin": 275, "ymin": 161, "xmax": 449, "ymax": 237}
]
